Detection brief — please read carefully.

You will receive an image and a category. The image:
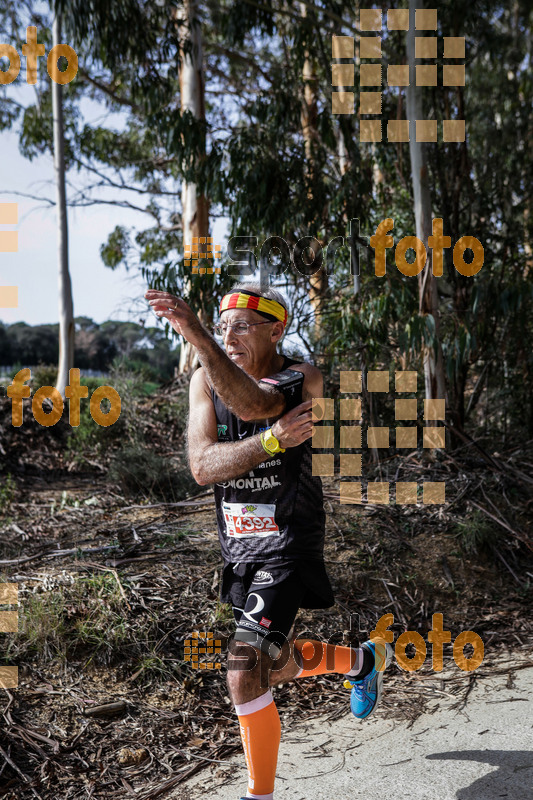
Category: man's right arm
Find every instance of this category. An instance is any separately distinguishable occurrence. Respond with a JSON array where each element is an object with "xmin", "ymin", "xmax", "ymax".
[
  {"xmin": 187, "ymin": 368, "xmax": 314, "ymax": 486},
  {"xmin": 146, "ymin": 290, "xmax": 285, "ymax": 421}
]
